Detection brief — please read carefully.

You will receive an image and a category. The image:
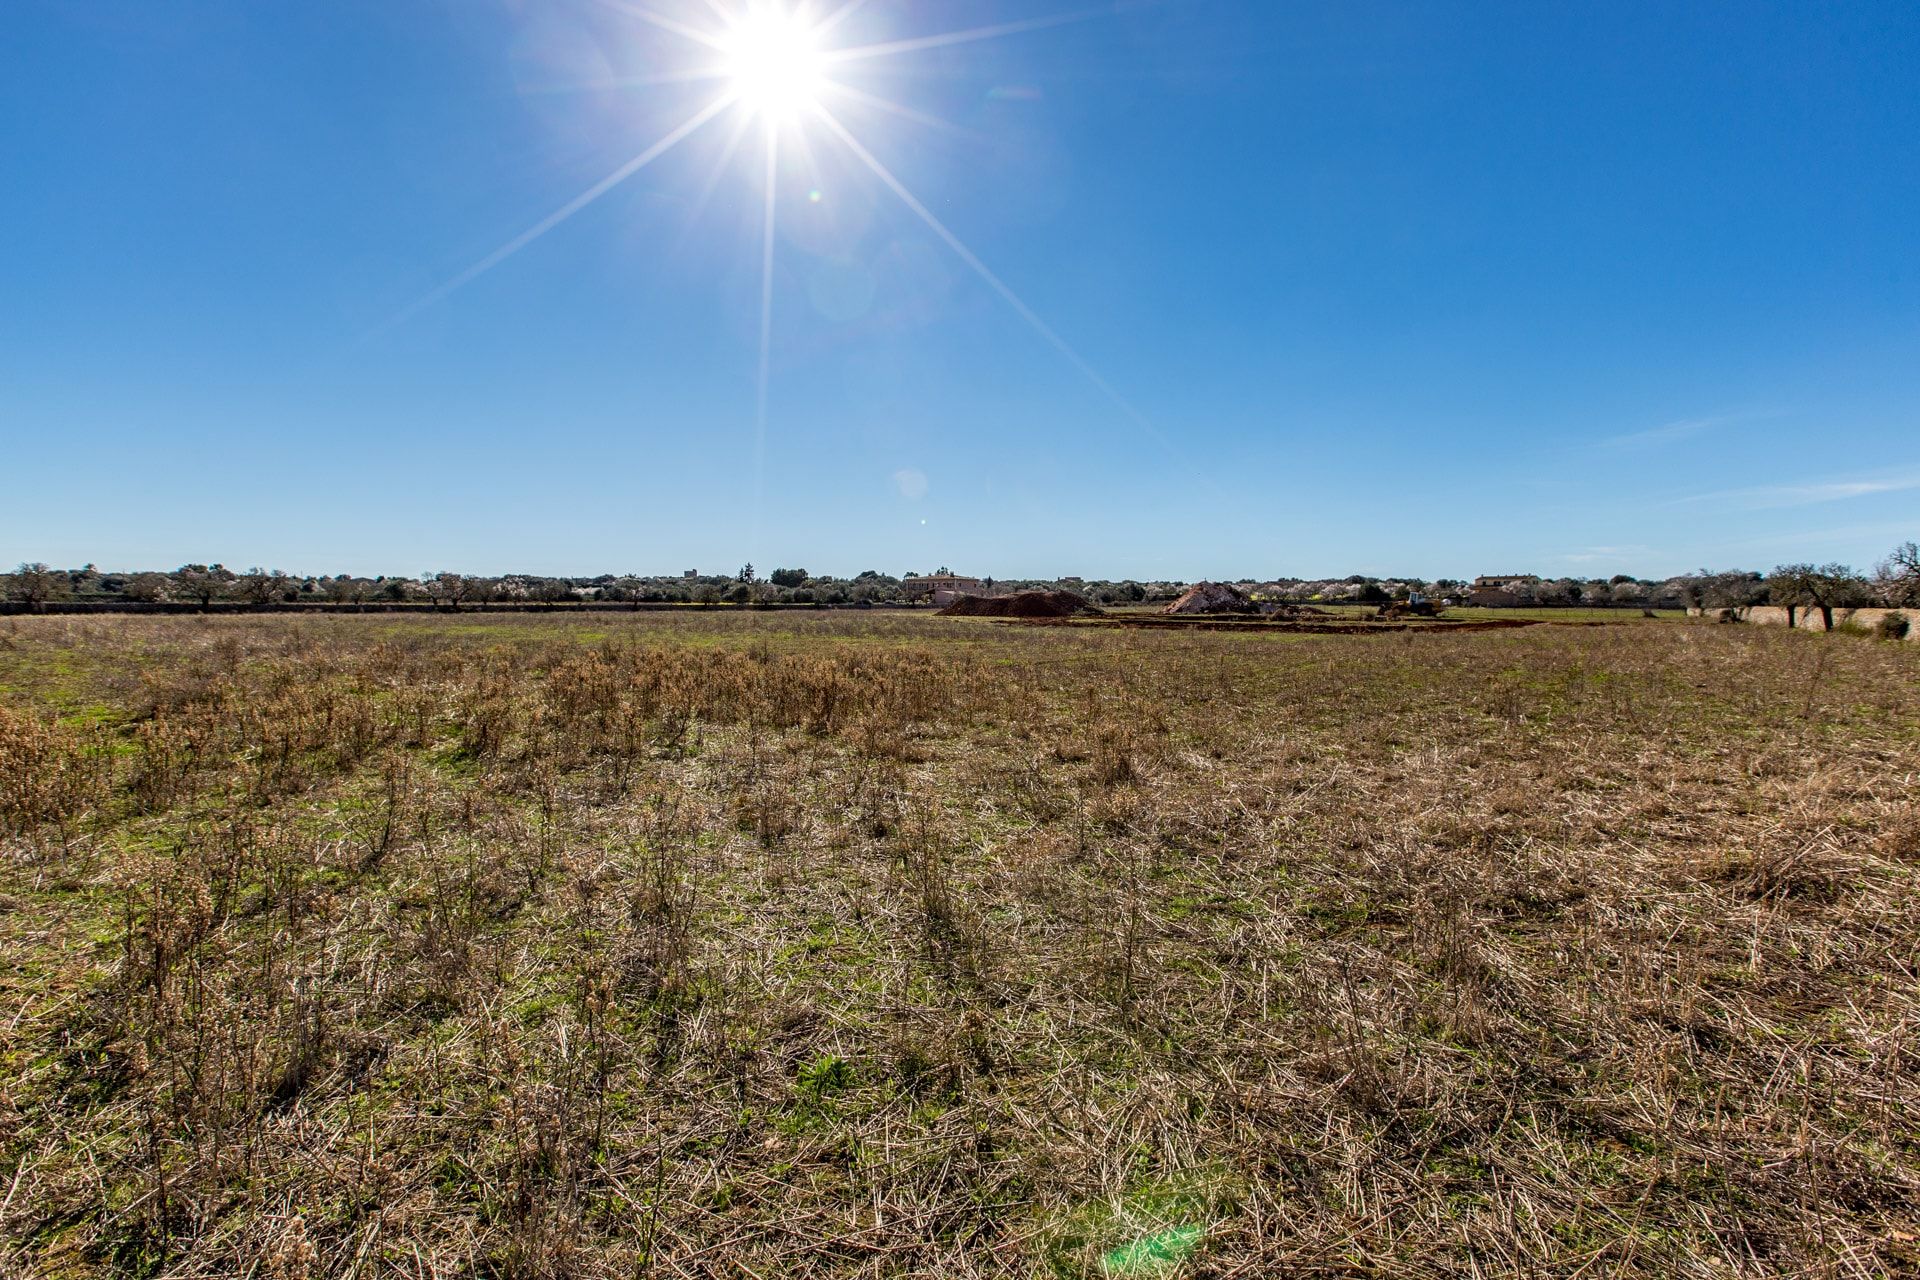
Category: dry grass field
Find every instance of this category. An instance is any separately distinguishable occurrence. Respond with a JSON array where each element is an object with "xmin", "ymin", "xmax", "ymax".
[{"xmin": 1, "ymin": 612, "xmax": 1916, "ymax": 1278}]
